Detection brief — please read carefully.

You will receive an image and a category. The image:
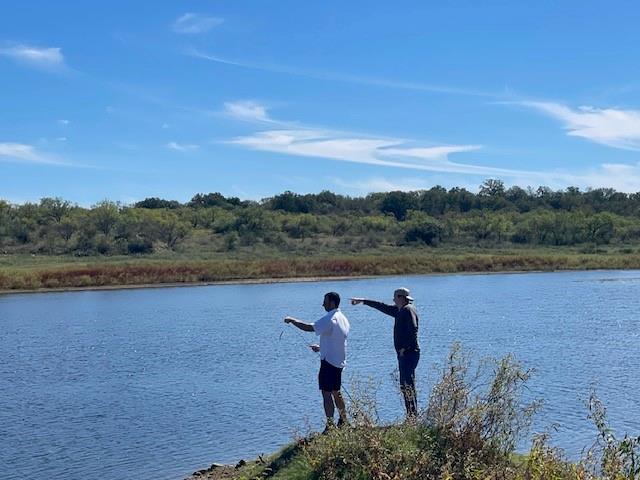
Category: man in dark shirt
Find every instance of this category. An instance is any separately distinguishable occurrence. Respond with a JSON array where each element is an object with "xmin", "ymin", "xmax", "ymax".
[{"xmin": 351, "ymin": 287, "xmax": 420, "ymax": 418}]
